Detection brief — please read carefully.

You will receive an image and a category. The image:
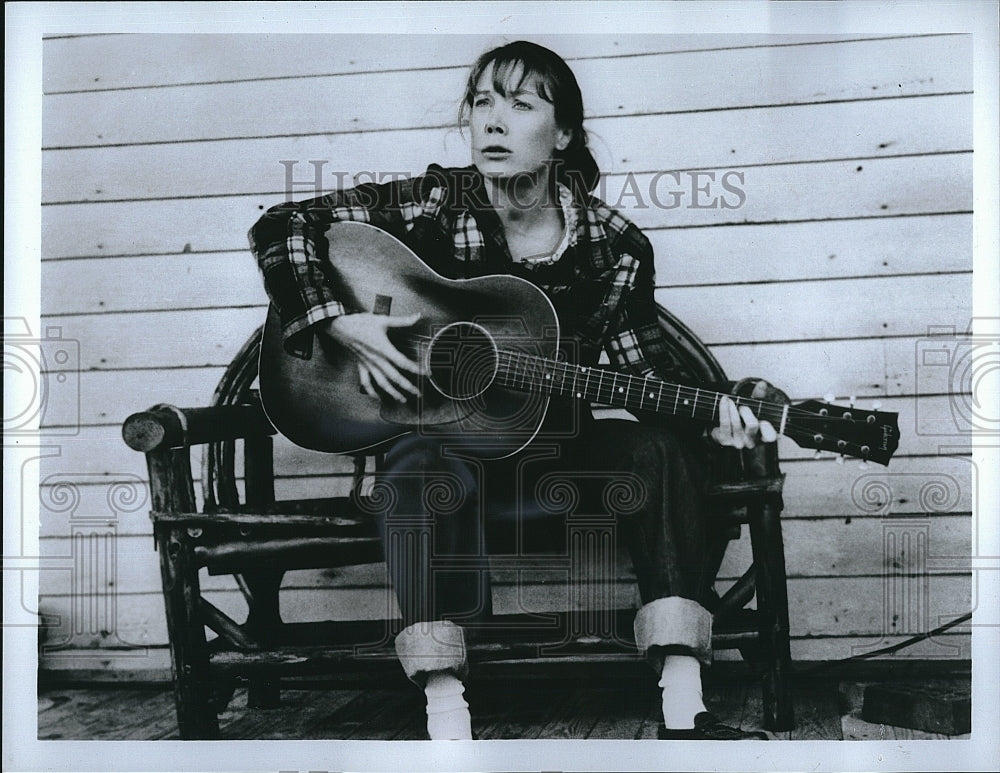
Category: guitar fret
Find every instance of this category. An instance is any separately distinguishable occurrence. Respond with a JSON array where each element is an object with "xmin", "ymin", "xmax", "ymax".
[
  {"xmin": 492, "ymin": 350, "xmax": 763, "ymax": 437},
  {"xmin": 453, "ymin": 346, "xmax": 858, "ymax": 461},
  {"xmin": 641, "ymin": 376, "xmax": 657, "ymax": 411}
]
